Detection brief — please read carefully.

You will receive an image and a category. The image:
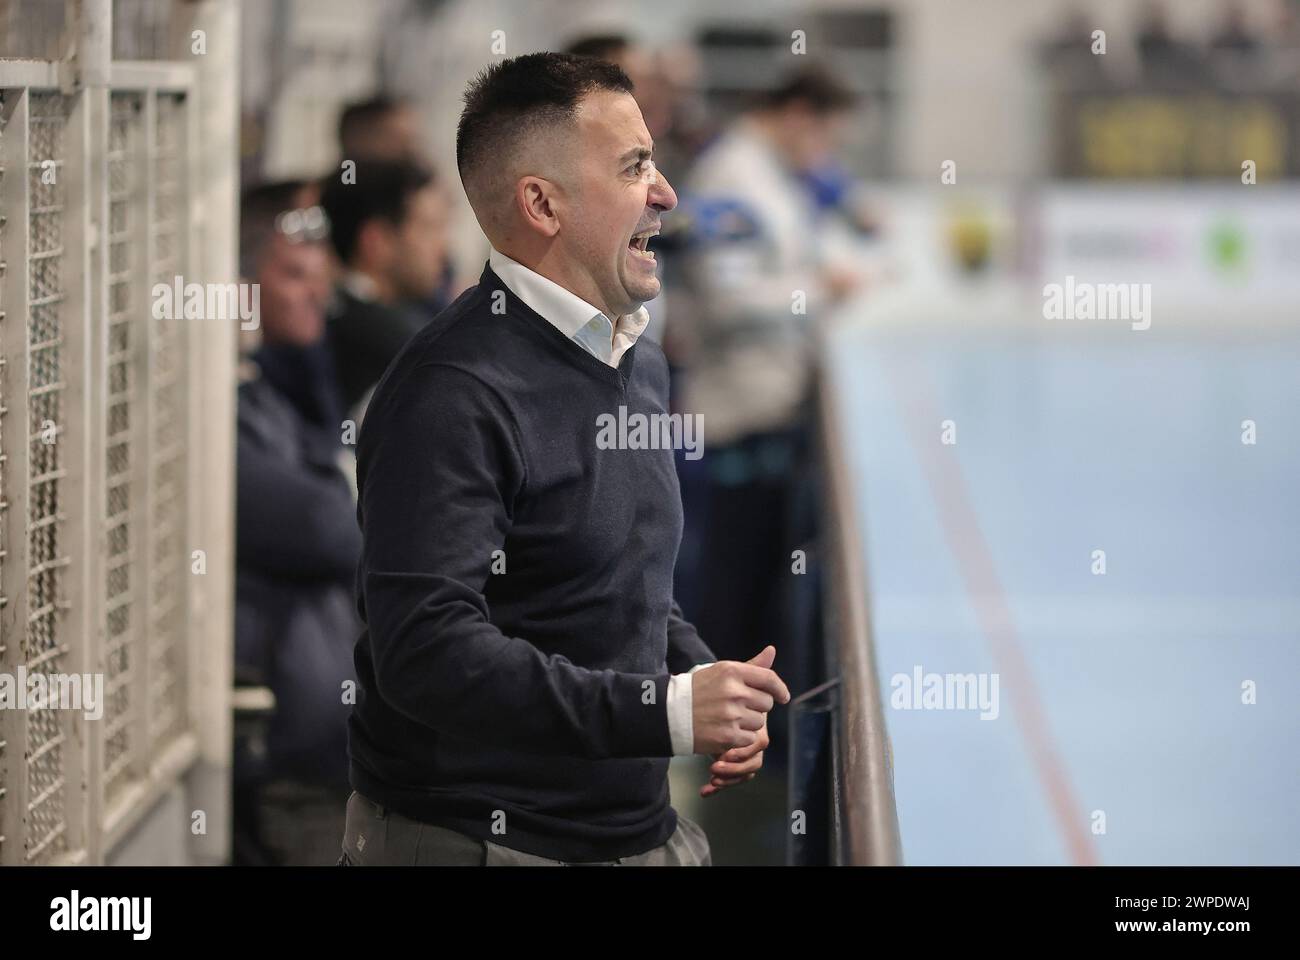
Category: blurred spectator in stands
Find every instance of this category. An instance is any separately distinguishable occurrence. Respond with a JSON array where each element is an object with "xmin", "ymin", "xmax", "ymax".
[
  {"xmin": 1279, "ymin": 0, "xmax": 1300, "ymax": 45},
  {"xmin": 643, "ymin": 42, "xmax": 719, "ymax": 370},
  {"xmin": 1210, "ymin": 1, "xmax": 1260, "ymax": 55},
  {"xmin": 234, "ymin": 181, "xmax": 361, "ymax": 864},
  {"xmin": 673, "ymin": 66, "xmax": 863, "ymax": 761},
  {"xmin": 336, "ymin": 96, "xmax": 458, "ymax": 323},
  {"xmin": 319, "ymin": 158, "xmax": 450, "ymax": 420},
  {"xmin": 338, "ymin": 94, "xmax": 426, "ymax": 164},
  {"xmin": 565, "ymin": 33, "xmax": 650, "ymax": 78},
  {"xmin": 1274, "ymin": 0, "xmax": 1300, "ymax": 76},
  {"xmin": 651, "ymin": 44, "xmax": 717, "ymax": 180},
  {"xmin": 1038, "ymin": 7, "xmax": 1115, "ymax": 89},
  {"xmin": 1136, "ymin": 1, "xmax": 1205, "ymax": 87},
  {"xmin": 236, "ymin": 180, "xmax": 327, "ymax": 357}
]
